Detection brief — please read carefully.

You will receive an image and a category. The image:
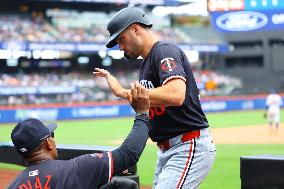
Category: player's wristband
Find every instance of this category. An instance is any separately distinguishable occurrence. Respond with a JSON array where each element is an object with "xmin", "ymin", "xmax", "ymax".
[
  {"xmin": 135, "ymin": 112, "xmax": 149, "ymax": 126},
  {"xmin": 136, "ymin": 112, "xmax": 149, "ymax": 117}
]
